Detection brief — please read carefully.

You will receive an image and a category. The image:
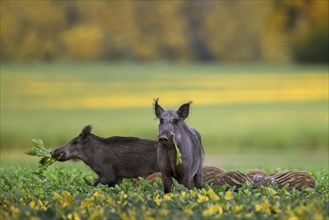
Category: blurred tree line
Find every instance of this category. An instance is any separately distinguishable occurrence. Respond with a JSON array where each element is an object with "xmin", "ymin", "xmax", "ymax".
[{"xmin": 1, "ymin": 0, "xmax": 328, "ymax": 63}]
